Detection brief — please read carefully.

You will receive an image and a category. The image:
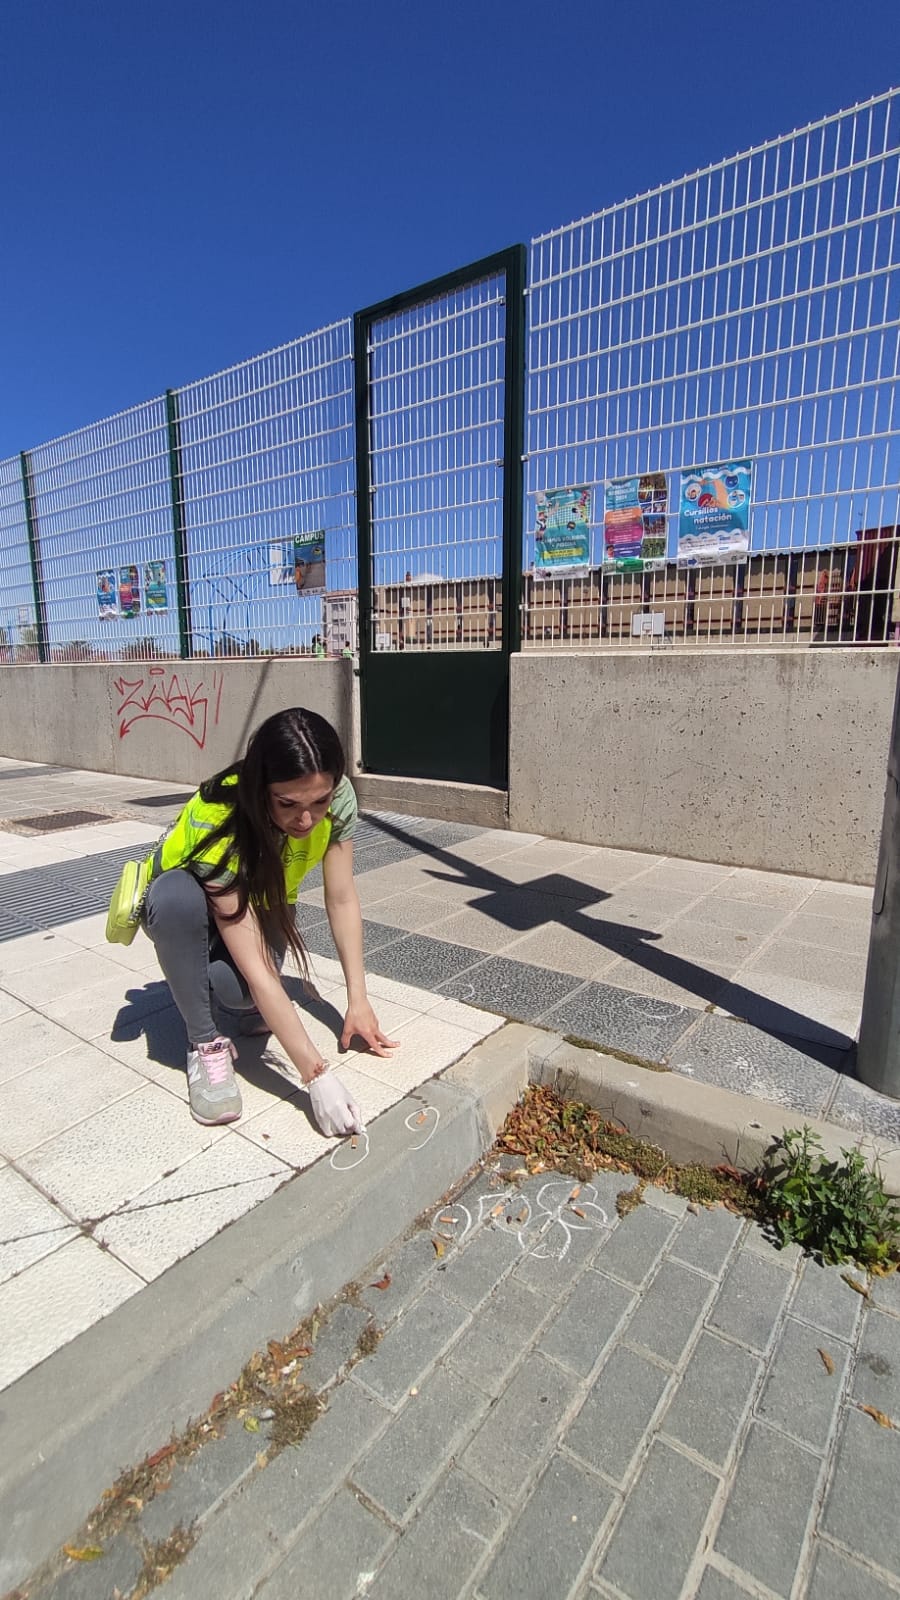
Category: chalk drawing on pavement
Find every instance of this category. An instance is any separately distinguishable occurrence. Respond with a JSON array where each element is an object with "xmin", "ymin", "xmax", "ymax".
[{"xmin": 429, "ymin": 1177, "xmax": 609, "ymax": 1264}]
